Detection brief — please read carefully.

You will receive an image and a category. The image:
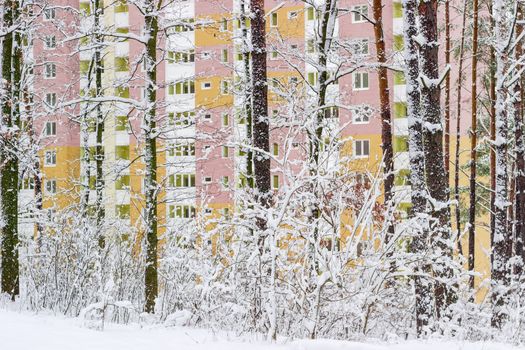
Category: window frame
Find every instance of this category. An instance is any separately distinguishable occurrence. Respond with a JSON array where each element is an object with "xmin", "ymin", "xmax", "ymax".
[{"xmin": 354, "ymin": 139, "xmax": 370, "ymax": 158}]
